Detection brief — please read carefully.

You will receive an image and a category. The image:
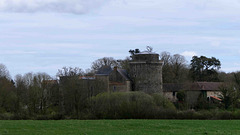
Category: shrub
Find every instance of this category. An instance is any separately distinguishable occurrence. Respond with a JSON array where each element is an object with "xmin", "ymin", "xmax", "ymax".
[
  {"xmin": 89, "ymin": 92, "xmax": 178, "ymax": 119},
  {"xmin": 151, "ymin": 93, "xmax": 176, "ymax": 110},
  {"xmin": 90, "ymin": 92, "xmax": 158, "ymax": 119}
]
